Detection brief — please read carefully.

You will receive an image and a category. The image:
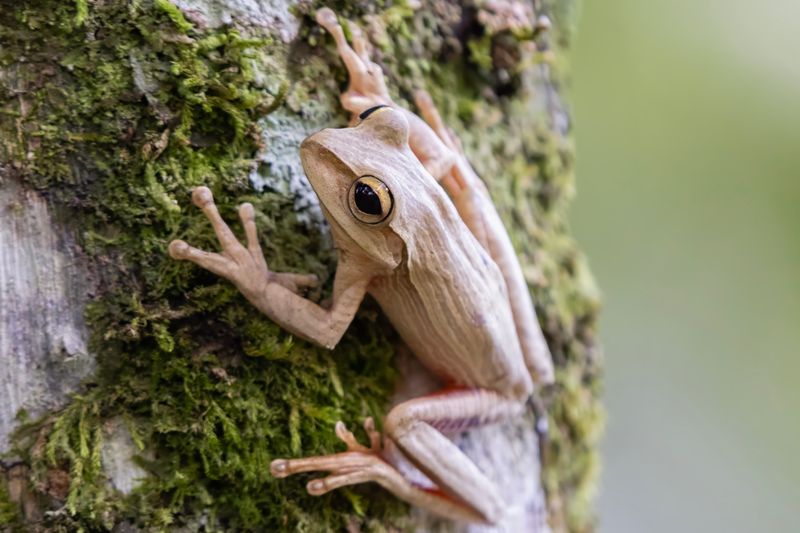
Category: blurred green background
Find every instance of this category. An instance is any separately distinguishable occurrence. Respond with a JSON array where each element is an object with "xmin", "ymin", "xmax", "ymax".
[{"xmin": 569, "ymin": 0, "xmax": 800, "ymax": 531}]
